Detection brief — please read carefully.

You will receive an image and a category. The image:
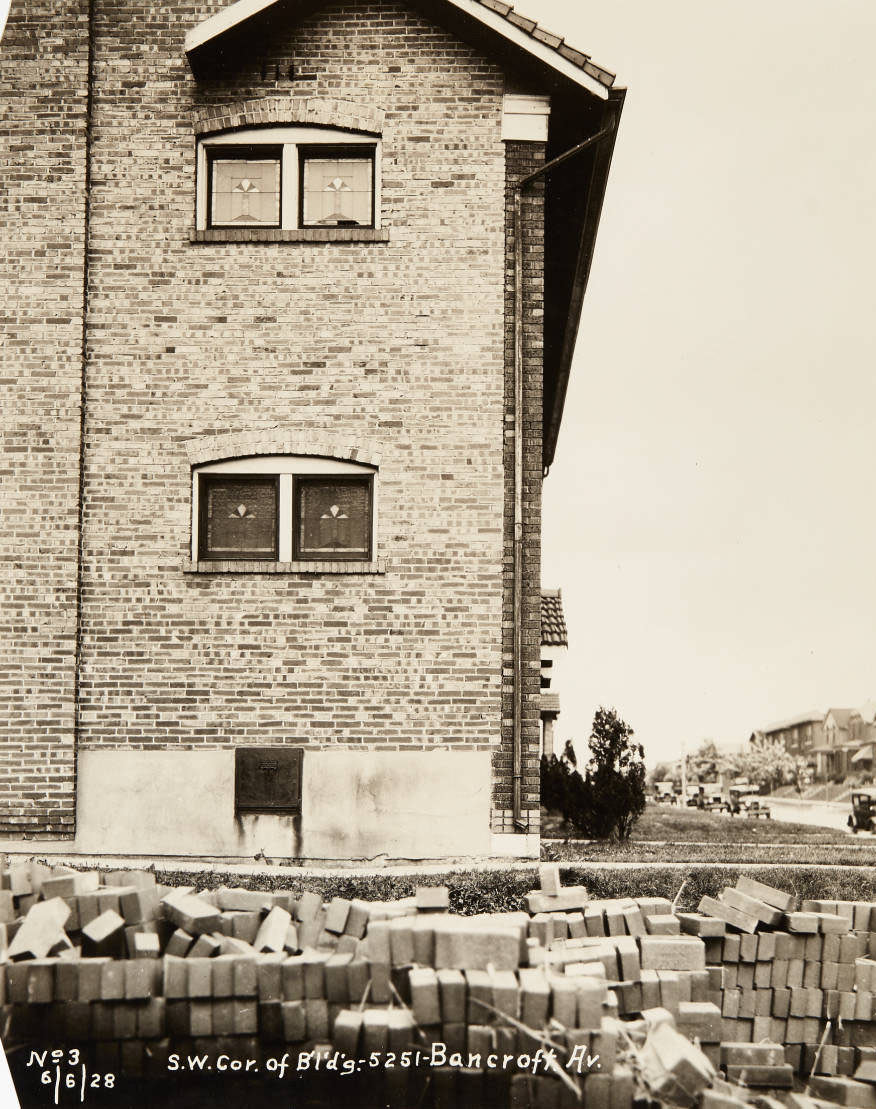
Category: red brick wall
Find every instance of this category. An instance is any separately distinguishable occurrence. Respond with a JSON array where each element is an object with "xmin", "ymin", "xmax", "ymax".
[
  {"xmin": 1, "ymin": 0, "xmax": 551, "ymax": 840},
  {"xmin": 0, "ymin": 0, "xmax": 91, "ymax": 835},
  {"xmin": 78, "ymin": 3, "xmax": 510, "ymax": 754}
]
